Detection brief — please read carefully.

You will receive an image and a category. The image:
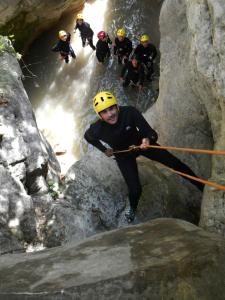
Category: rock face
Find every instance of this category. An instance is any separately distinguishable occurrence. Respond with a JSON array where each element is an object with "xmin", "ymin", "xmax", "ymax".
[
  {"xmin": 146, "ymin": 0, "xmax": 225, "ymax": 236},
  {"xmin": 0, "ymin": 0, "xmax": 85, "ymax": 52},
  {"xmin": 0, "ymin": 36, "xmax": 60, "ymax": 252},
  {"xmin": 43, "ymin": 148, "xmax": 202, "ymax": 247},
  {"xmin": 0, "ymin": 219, "xmax": 225, "ymax": 300}
]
